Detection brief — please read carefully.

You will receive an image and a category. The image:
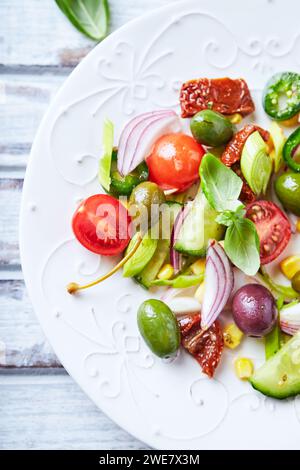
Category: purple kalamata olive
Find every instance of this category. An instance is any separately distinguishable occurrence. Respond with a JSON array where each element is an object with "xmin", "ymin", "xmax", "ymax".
[{"xmin": 232, "ymin": 284, "xmax": 277, "ymax": 337}]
